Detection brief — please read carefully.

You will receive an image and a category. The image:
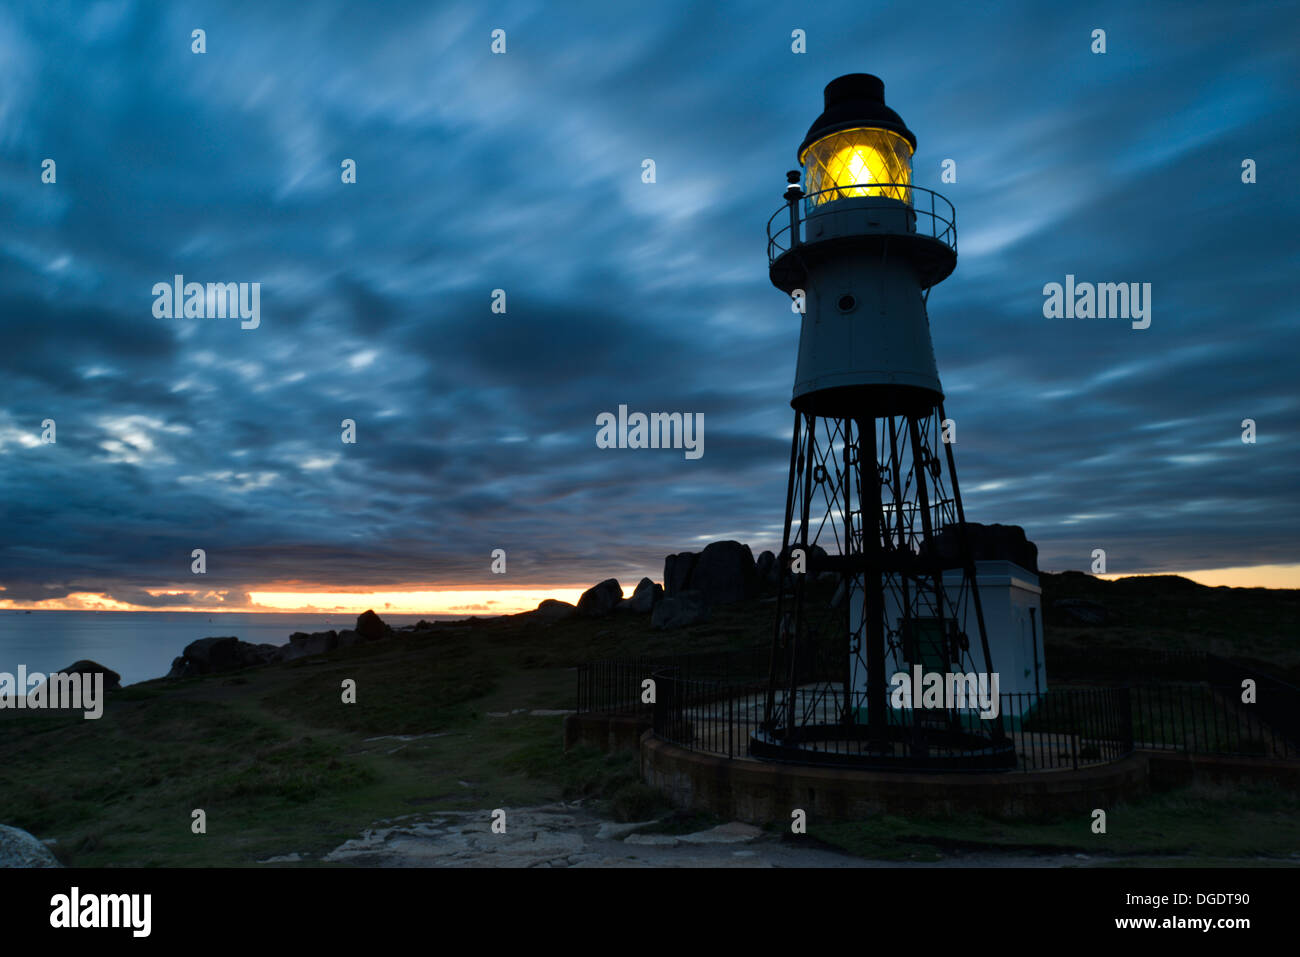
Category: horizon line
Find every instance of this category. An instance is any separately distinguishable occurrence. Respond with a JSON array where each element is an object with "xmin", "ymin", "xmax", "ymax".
[{"xmin": 1, "ymin": 562, "xmax": 1298, "ymax": 614}]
